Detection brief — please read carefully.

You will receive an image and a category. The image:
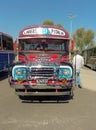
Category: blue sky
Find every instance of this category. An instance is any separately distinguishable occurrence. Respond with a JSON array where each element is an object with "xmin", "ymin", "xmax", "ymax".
[{"xmin": 0, "ymin": 0, "xmax": 96, "ymax": 40}]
